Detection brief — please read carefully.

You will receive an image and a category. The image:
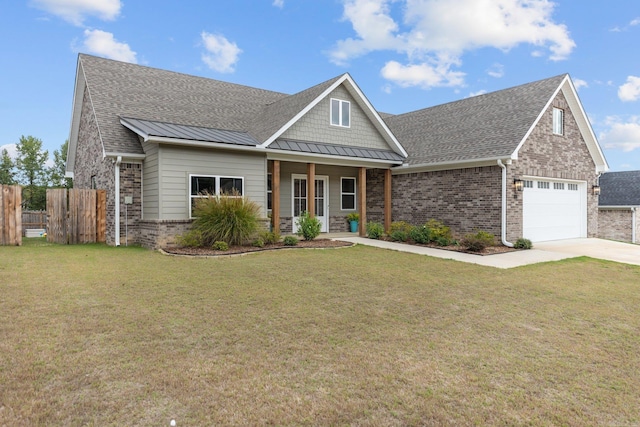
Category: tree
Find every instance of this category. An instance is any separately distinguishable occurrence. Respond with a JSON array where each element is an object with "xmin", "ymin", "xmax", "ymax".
[
  {"xmin": 15, "ymin": 135, "xmax": 49, "ymax": 210},
  {"xmin": 49, "ymin": 140, "xmax": 73, "ymax": 188},
  {"xmin": 0, "ymin": 148, "xmax": 15, "ymax": 185}
]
